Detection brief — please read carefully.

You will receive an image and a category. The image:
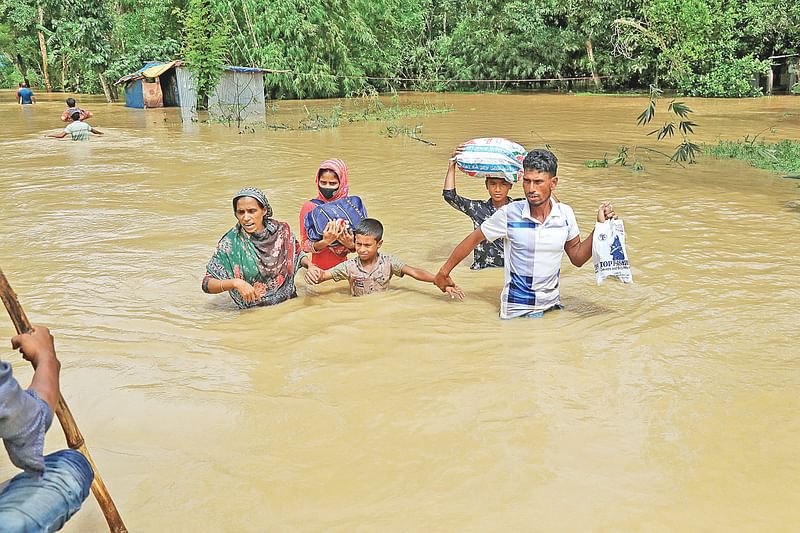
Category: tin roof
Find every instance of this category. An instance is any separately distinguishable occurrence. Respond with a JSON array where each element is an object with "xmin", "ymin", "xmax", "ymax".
[{"xmin": 115, "ymin": 61, "xmax": 280, "ymax": 85}]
